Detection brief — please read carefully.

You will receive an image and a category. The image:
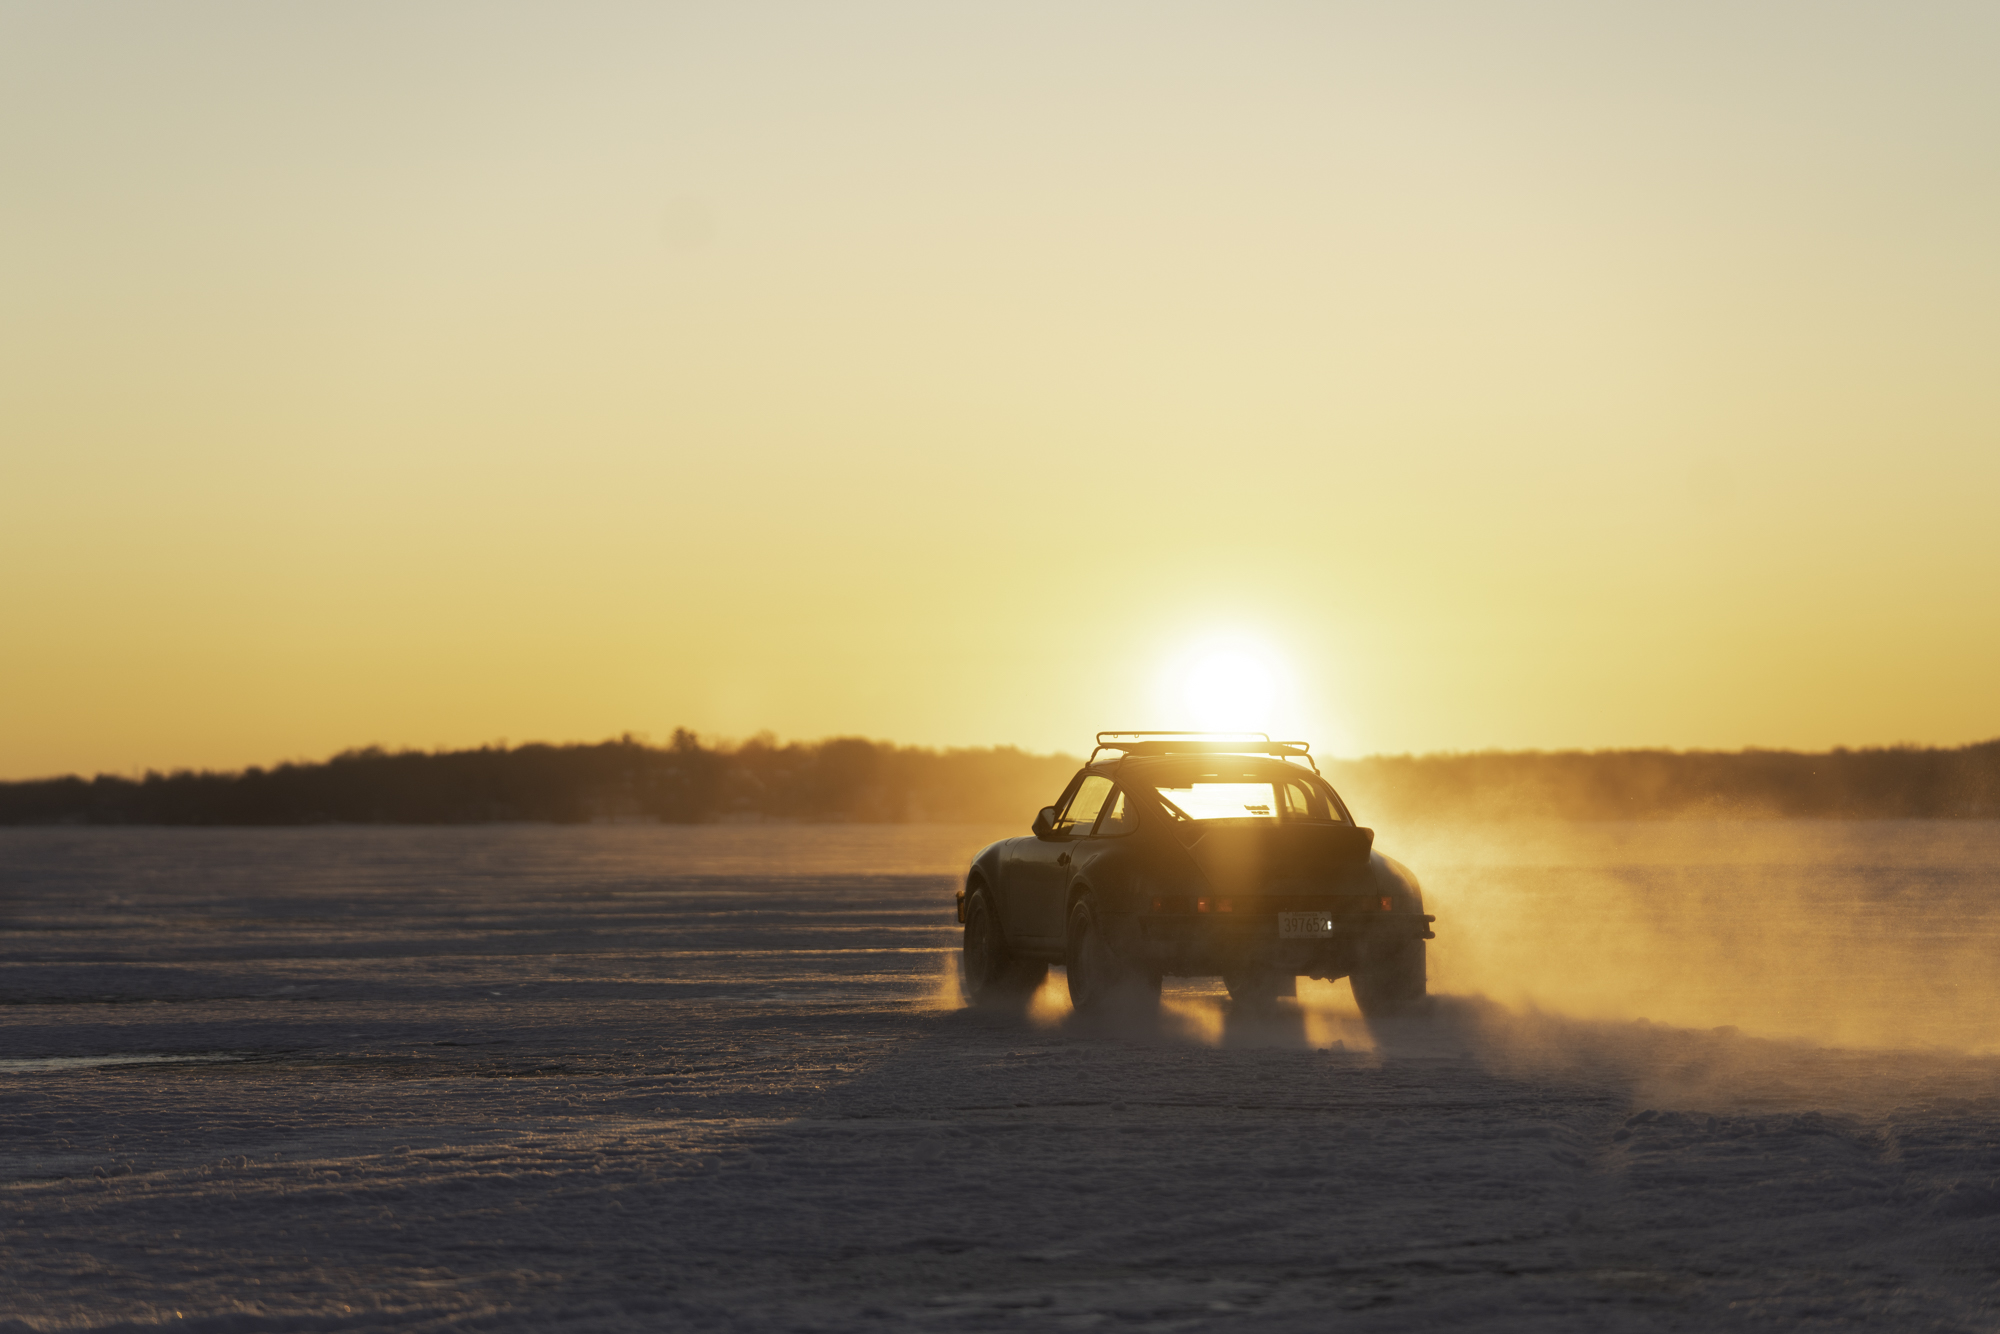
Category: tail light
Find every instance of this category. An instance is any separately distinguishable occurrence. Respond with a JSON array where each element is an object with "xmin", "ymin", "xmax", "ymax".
[{"xmin": 1379, "ymin": 896, "xmax": 1393, "ymax": 911}]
